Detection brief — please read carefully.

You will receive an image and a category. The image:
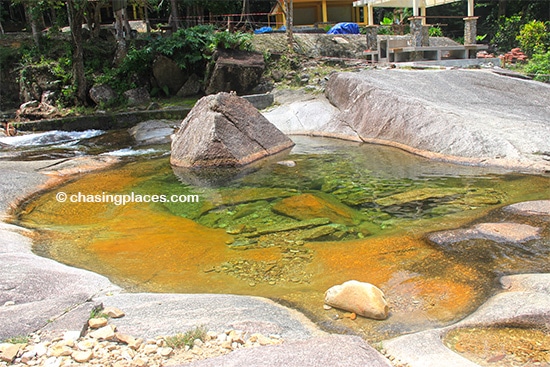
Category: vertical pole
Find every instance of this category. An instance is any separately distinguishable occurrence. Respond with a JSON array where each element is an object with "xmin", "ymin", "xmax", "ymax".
[
  {"xmin": 322, "ymin": 0, "xmax": 328, "ymax": 23},
  {"xmin": 368, "ymin": 3, "xmax": 374, "ymax": 26},
  {"xmin": 468, "ymin": 0, "xmax": 474, "ymax": 17},
  {"xmin": 412, "ymin": 0, "xmax": 418, "ymax": 17}
]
